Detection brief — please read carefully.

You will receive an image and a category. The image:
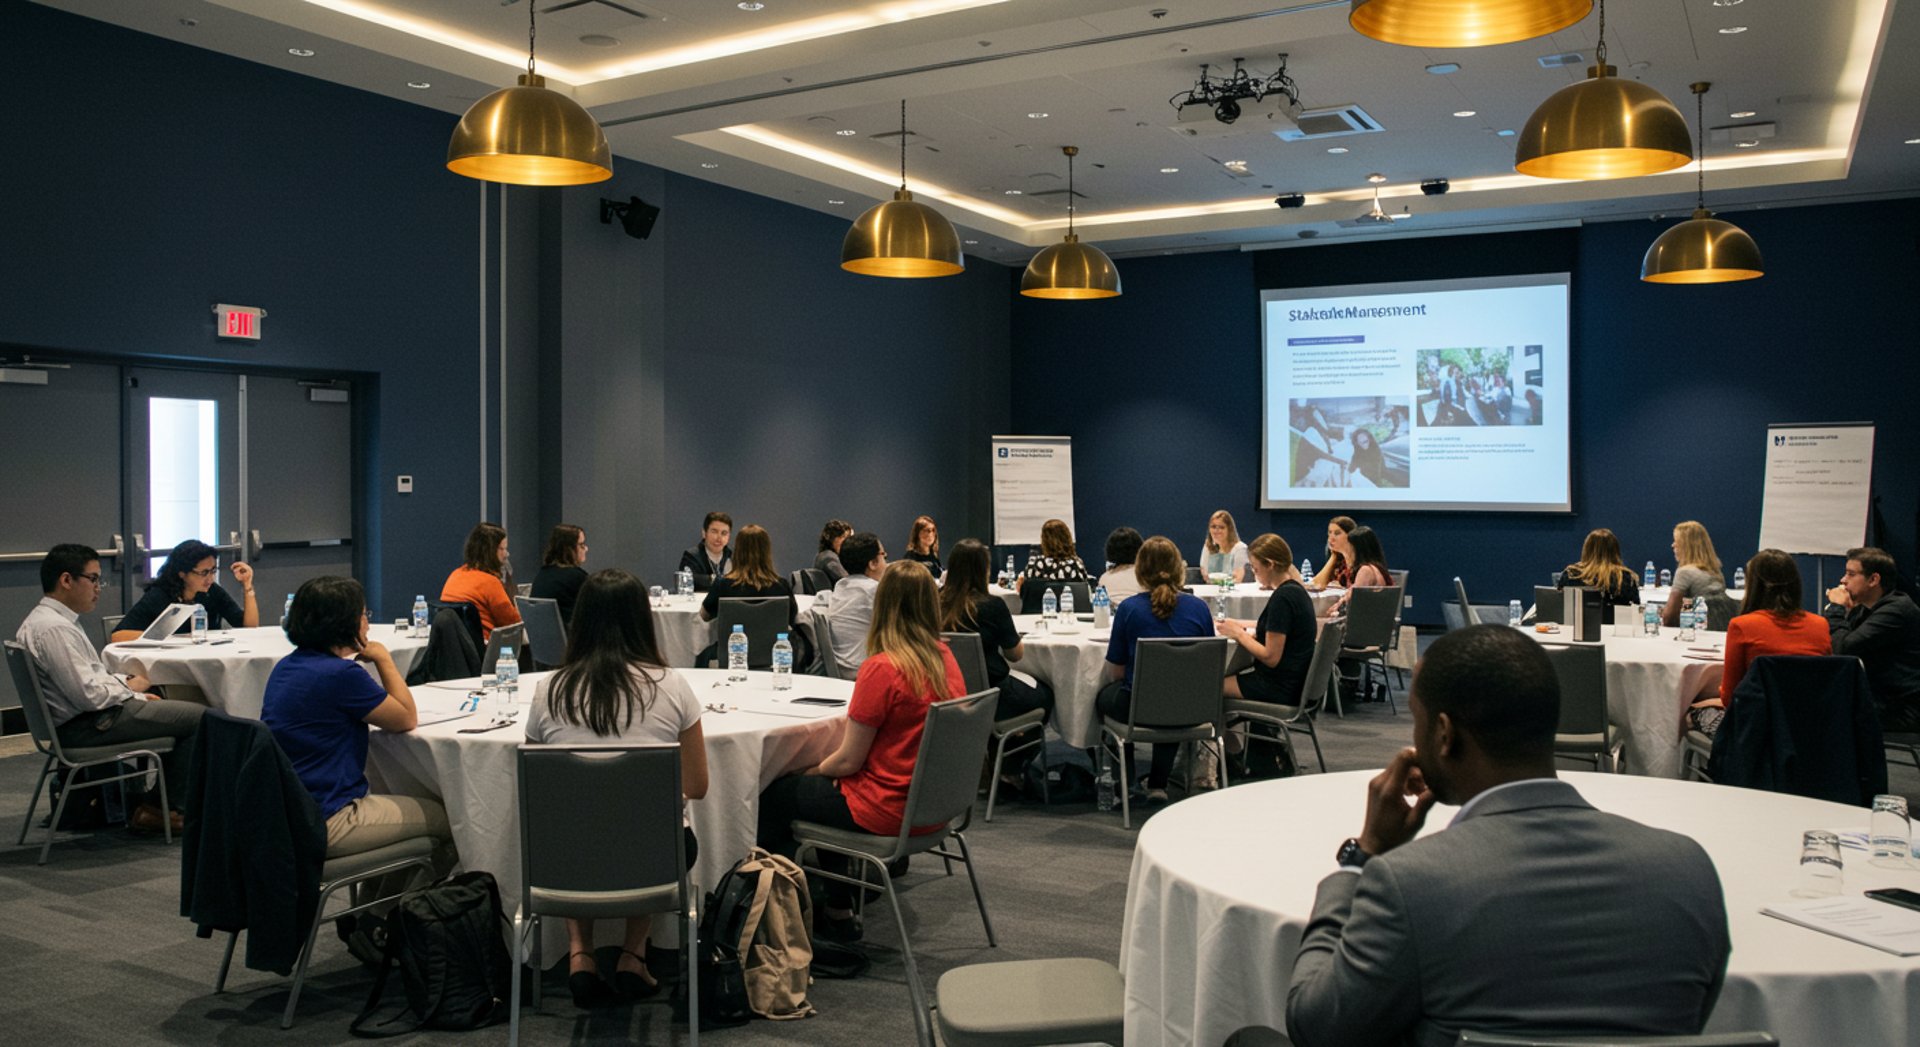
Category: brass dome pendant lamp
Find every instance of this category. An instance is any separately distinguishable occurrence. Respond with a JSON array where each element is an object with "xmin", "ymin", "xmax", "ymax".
[
  {"xmin": 1021, "ymin": 147, "xmax": 1121, "ymax": 300},
  {"xmin": 1349, "ymin": 0, "xmax": 1591, "ymax": 49},
  {"xmin": 1514, "ymin": 0, "xmax": 1691, "ymax": 180},
  {"xmin": 841, "ymin": 100, "xmax": 965, "ymax": 278},
  {"xmin": 447, "ymin": 0, "xmax": 611, "ymax": 186},
  {"xmin": 1641, "ymin": 82, "xmax": 1763, "ymax": 284}
]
